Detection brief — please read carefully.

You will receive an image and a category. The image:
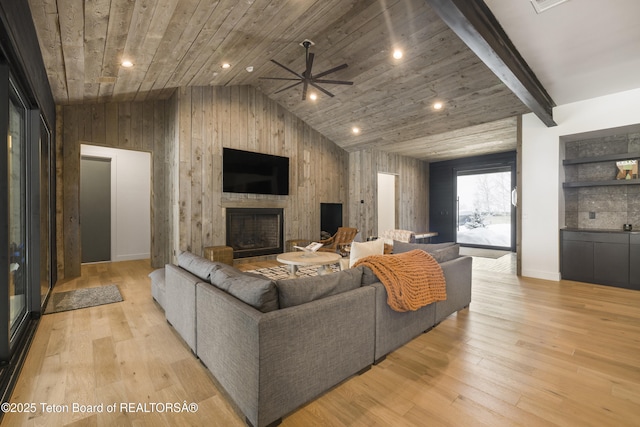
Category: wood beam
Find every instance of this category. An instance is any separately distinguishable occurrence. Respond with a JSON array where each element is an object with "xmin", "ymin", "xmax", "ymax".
[{"xmin": 426, "ymin": 0, "xmax": 557, "ymax": 127}]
